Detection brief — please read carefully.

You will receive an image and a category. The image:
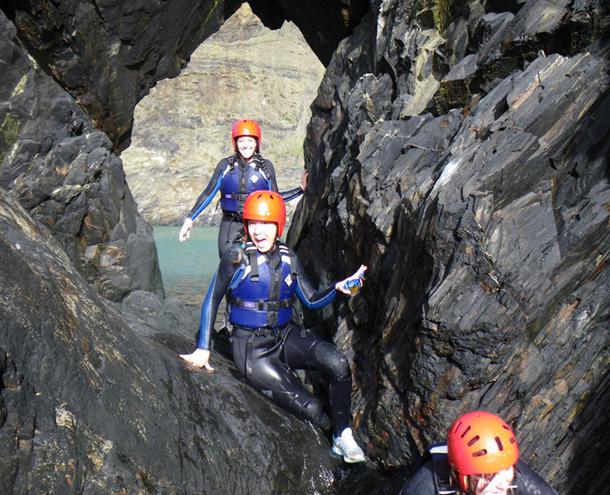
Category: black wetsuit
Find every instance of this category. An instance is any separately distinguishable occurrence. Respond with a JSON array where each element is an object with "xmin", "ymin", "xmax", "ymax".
[
  {"xmin": 398, "ymin": 450, "xmax": 558, "ymax": 495},
  {"xmin": 196, "ymin": 241, "xmax": 352, "ymax": 435},
  {"xmin": 187, "ymin": 154, "xmax": 303, "ymax": 256}
]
